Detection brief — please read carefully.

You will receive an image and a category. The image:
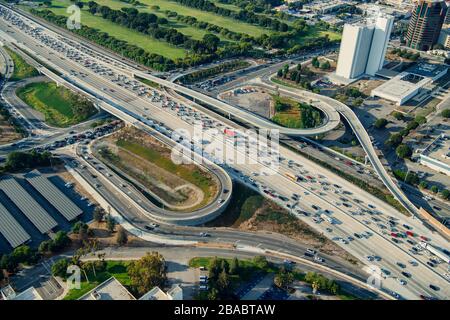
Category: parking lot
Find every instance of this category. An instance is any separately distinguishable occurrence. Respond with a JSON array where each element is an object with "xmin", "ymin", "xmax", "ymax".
[{"xmin": 0, "ymin": 170, "xmax": 96, "ymax": 254}]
